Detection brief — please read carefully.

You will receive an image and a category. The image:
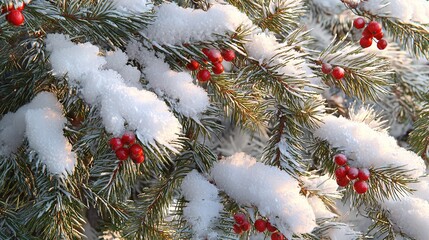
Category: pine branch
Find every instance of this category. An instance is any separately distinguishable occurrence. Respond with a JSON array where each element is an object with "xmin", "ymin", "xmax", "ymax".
[
  {"xmin": 227, "ymin": 0, "xmax": 306, "ymax": 35},
  {"xmin": 122, "ymin": 139, "xmax": 216, "ymax": 239},
  {"xmin": 318, "ymin": 39, "xmax": 391, "ymax": 101},
  {"xmin": 23, "ymin": 173, "xmax": 86, "ymax": 239},
  {"xmin": 409, "ymin": 101, "xmax": 429, "ymax": 162},
  {"xmin": 209, "ymin": 74, "xmax": 268, "ymax": 132},
  {"xmin": 25, "ymin": 1, "xmax": 151, "ymax": 48}
]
